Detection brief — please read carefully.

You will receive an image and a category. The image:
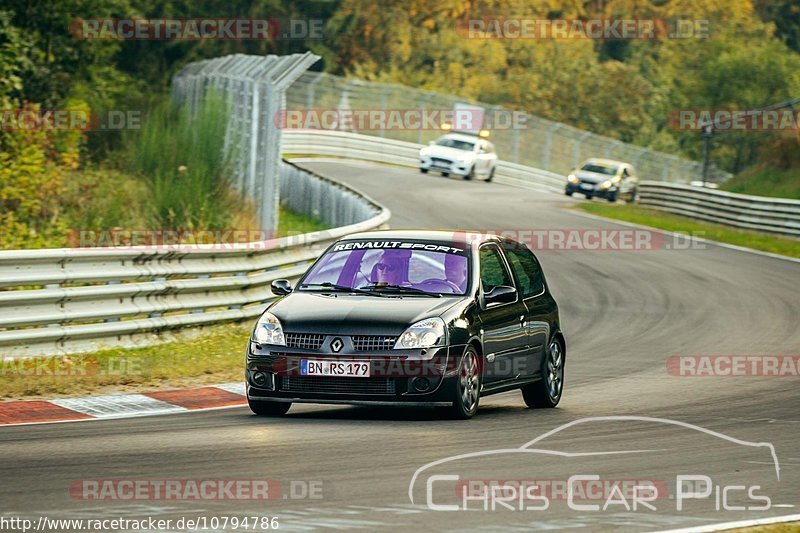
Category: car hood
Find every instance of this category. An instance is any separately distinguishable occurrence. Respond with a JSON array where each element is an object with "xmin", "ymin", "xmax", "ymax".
[
  {"xmin": 421, "ymin": 146, "xmax": 475, "ymax": 161},
  {"xmin": 575, "ymin": 170, "xmax": 614, "ymax": 184},
  {"xmin": 268, "ymin": 292, "xmax": 466, "ymax": 335}
]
